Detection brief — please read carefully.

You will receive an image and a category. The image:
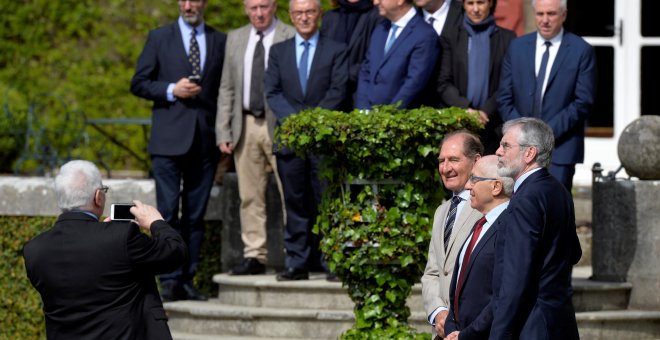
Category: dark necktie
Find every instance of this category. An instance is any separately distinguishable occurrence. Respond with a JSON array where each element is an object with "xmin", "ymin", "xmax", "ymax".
[
  {"xmin": 454, "ymin": 216, "xmax": 487, "ymax": 321},
  {"xmin": 533, "ymin": 41, "xmax": 552, "ymax": 118},
  {"xmin": 428, "ymin": 17, "xmax": 435, "ymax": 25},
  {"xmin": 443, "ymin": 196, "xmax": 462, "ymax": 251},
  {"xmin": 189, "ymin": 28, "xmax": 201, "ymax": 77},
  {"xmin": 299, "ymin": 40, "xmax": 310, "ymax": 96},
  {"xmin": 249, "ymin": 31, "xmax": 265, "ymax": 117},
  {"xmin": 385, "ymin": 24, "xmax": 399, "ymax": 54}
]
